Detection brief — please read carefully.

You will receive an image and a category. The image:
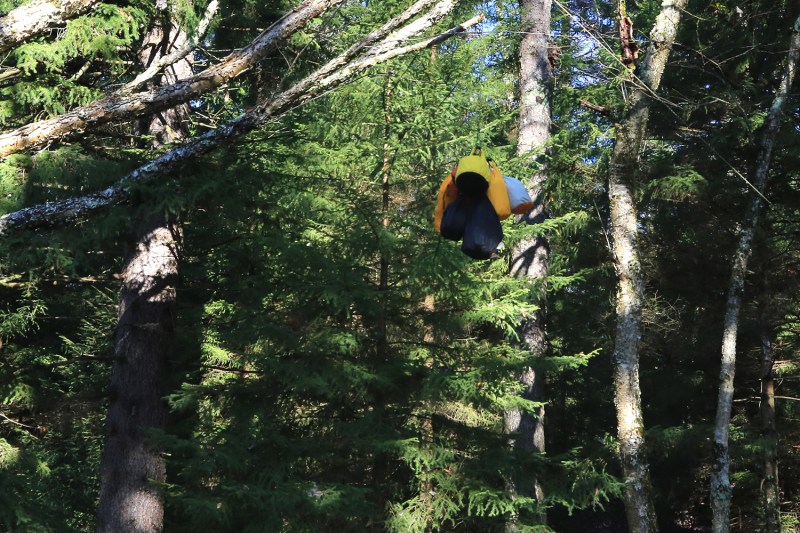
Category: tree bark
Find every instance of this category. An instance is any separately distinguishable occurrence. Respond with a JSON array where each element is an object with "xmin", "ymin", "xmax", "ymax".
[
  {"xmin": 0, "ymin": 9, "xmax": 482, "ymax": 237},
  {"xmin": 759, "ymin": 308, "xmax": 779, "ymax": 533},
  {"xmin": 96, "ymin": 216, "xmax": 178, "ymax": 533},
  {"xmin": 608, "ymin": 1, "xmax": 688, "ymax": 531},
  {"xmin": 0, "ymin": 0, "xmax": 100, "ymax": 55},
  {"xmin": 122, "ymin": 0, "xmax": 218, "ymax": 93},
  {"xmin": 710, "ymin": 15, "xmax": 800, "ymax": 533},
  {"xmin": 96, "ymin": 12, "xmax": 191, "ymax": 533},
  {"xmin": 504, "ymin": 0, "xmax": 552, "ymax": 530}
]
